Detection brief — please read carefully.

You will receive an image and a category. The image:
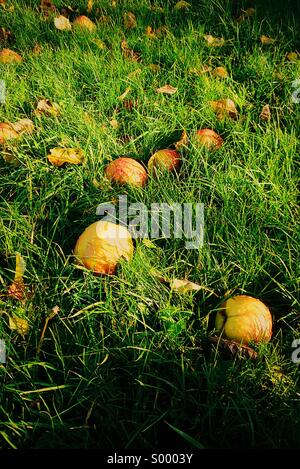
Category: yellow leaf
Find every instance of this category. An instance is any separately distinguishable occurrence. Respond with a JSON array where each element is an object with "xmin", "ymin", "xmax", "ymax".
[
  {"xmin": 204, "ymin": 35, "xmax": 225, "ymax": 47},
  {"xmin": 123, "ymin": 12, "xmax": 136, "ymax": 29},
  {"xmin": 92, "ymin": 38, "xmax": 106, "ymax": 49},
  {"xmin": 87, "ymin": 0, "xmax": 93, "ymax": 13},
  {"xmin": 260, "ymin": 35, "xmax": 275, "ymax": 45},
  {"xmin": 170, "ymin": 279, "xmax": 202, "ymax": 293},
  {"xmin": 212, "ymin": 66, "xmax": 228, "ymax": 78},
  {"xmin": 175, "ymin": 130, "xmax": 188, "ymax": 150},
  {"xmin": 156, "ymin": 84, "xmax": 177, "ymax": 94},
  {"xmin": 0, "ymin": 48, "xmax": 23, "ymax": 64},
  {"xmin": 109, "ymin": 118, "xmax": 119, "ymax": 129},
  {"xmin": 142, "ymin": 239, "xmax": 157, "ymax": 248},
  {"xmin": 118, "ymin": 87, "xmax": 131, "ymax": 101},
  {"xmin": 260, "ymin": 104, "xmax": 271, "ymax": 121},
  {"xmin": 0, "ymin": 122, "xmax": 20, "ymax": 145},
  {"xmin": 34, "ymin": 99, "xmax": 60, "ymax": 117},
  {"xmin": 145, "ymin": 26, "xmax": 157, "ymax": 39},
  {"xmin": 14, "ymin": 252, "xmax": 26, "ymax": 283},
  {"xmin": 121, "ymin": 39, "xmax": 141, "ymax": 62},
  {"xmin": 174, "ymin": 1, "xmax": 191, "ymax": 10},
  {"xmin": 47, "ymin": 148, "xmax": 85, "ymax": 166},
  {"xmin": 54, "ymin": 15, "xmax": 72, "ymax": 31},
  {"xmin": 210, "ymin": 98, "xmax": 238, "ymax": 120},
  {"xmin": 286, "ymin": 52, "xmax": 298, "ymax": 62},
  {"xmin": 12, "ymin": 119, "xmax": 35, "ymax": 135},
  {"xmin": 7, "ymin": 253, "xmax": 27, "ymax": 301},
  {"xmin": 9, "ymin": 315, "xmax": 29, "ymax": 336}
]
